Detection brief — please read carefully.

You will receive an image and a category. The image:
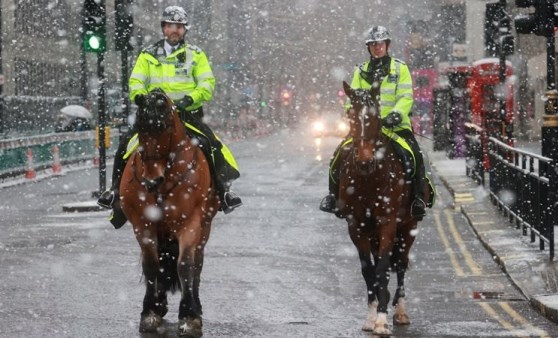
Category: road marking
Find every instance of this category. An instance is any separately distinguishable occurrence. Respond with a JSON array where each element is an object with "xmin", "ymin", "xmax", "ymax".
[
  {"xmin": 434, "ymin": 211, "xmax": 465, "ymax": 277},
  {"xmin": 499, "ymin": 302, "xmax": 550, "ymax": 337},
  {"xmin": 478, "ymin": 303, "xmax": 518, "ymax": 334},
  {"xmin": 473, "ymin": 221, "xmax": 495, "ymax": 225},
  {"xmin": 444, "ymin": 209, "xmax": 482, "ymax": 276}
]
